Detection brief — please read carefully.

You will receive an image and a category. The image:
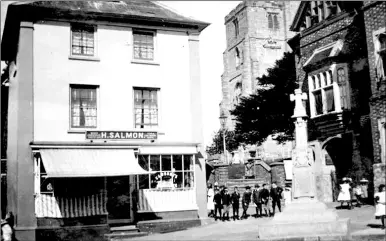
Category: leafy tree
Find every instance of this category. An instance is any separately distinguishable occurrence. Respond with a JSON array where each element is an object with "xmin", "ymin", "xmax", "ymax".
[
  {"xmin": 206, "ymin": 129, "xmax": 239, "ymax": 156},
  {"xmin": 231, "ymin": 51, "xmax": 298, "ymax": 146}
]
